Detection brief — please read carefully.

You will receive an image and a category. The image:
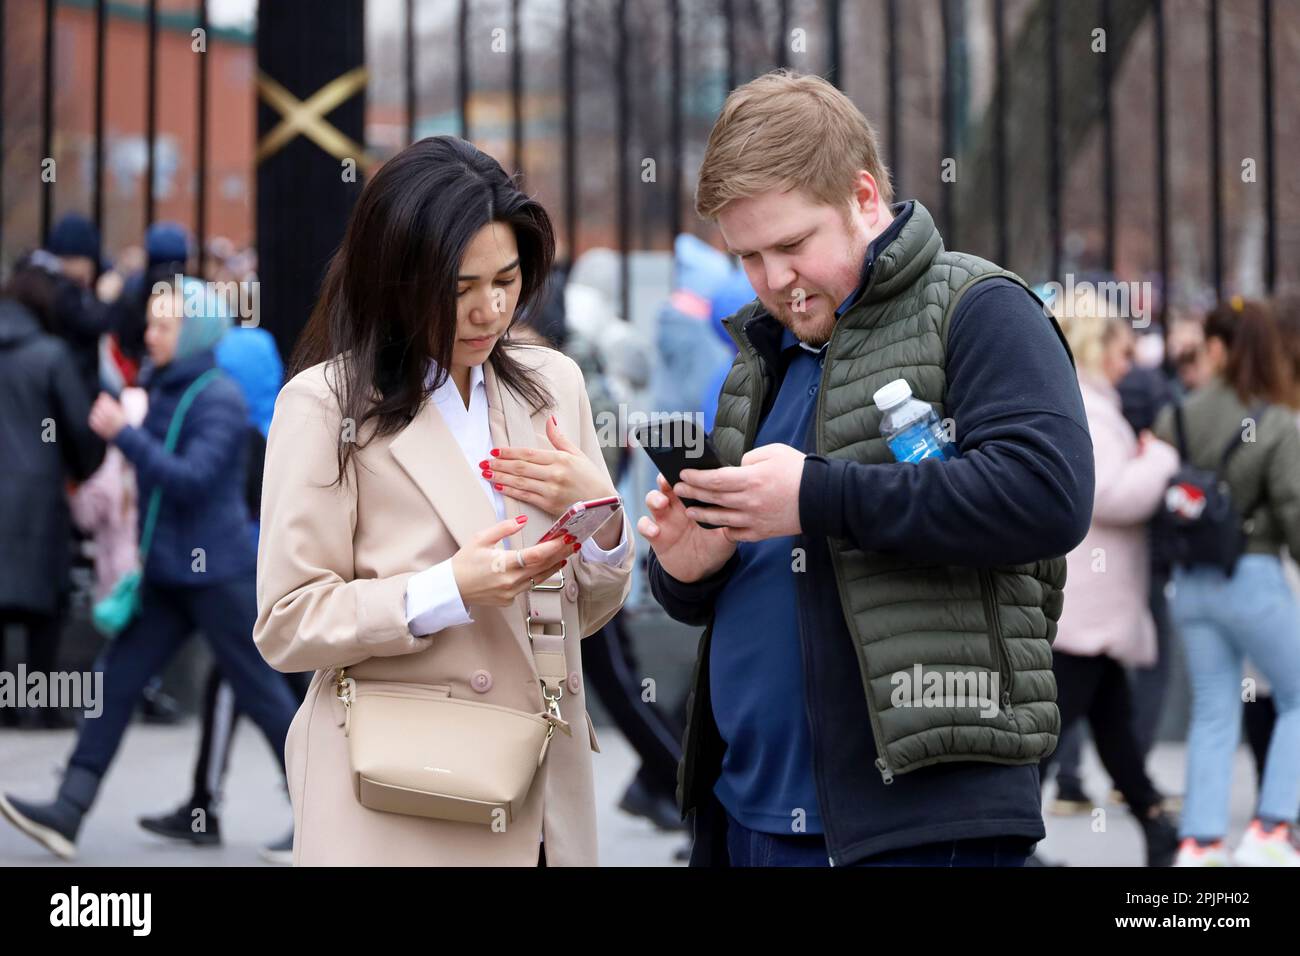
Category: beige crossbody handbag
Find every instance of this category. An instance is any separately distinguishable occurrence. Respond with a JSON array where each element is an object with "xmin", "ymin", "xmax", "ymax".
[{"xmin": 333, "ymin": 569, "xmax": 573, "ymax": 825}]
